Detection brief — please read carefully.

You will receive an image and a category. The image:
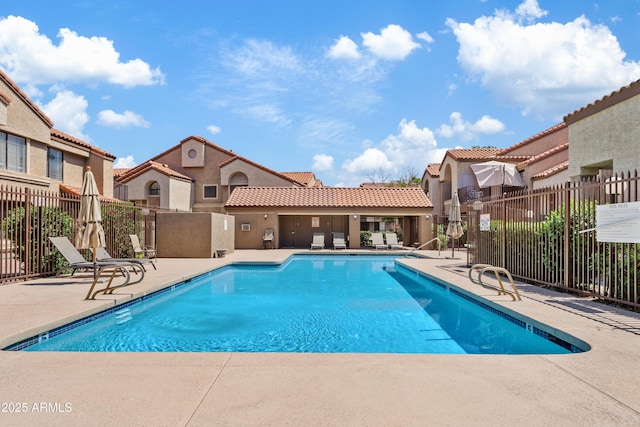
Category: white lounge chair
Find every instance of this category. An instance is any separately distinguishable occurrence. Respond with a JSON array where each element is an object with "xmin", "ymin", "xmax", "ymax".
[
  {"xmin": 385, "ymin": 233, "xmax": 403, "ymax": 250},
  {"xmin": 332, "ymin": 232, "xmax": 347, "ymax": 250},
  {"xmin": 311, "ymin": 233, "xmax": 325, "ymax": 250},
  {"xmin": 129, "ymin": 234, "xmax": 157, "ymax": 260},
  {"xmin": 263, "ymin": 228, "xmax": 274, "ymax": 249},
  {"xmin": 371, "ymin": 232, "xmax": 387, "ymax": 250}
]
